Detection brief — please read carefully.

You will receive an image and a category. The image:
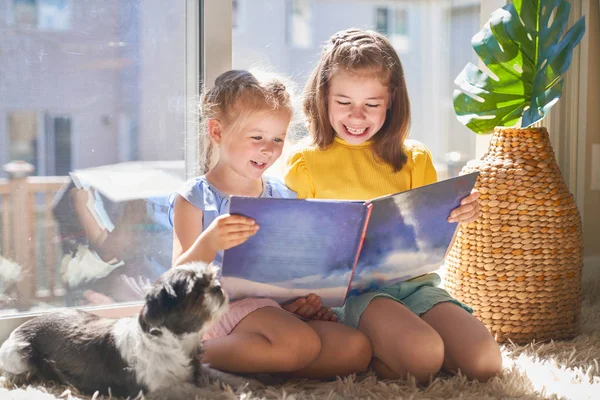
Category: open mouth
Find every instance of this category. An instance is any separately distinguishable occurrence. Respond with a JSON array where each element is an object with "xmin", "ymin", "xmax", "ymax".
[
  {"xmin": 343, "ymin": 124, "xmax": 368, "ymax": 136},
  {"xmin": 251, "ymin": 160, "xmax": 267, "ymax": 169}
]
